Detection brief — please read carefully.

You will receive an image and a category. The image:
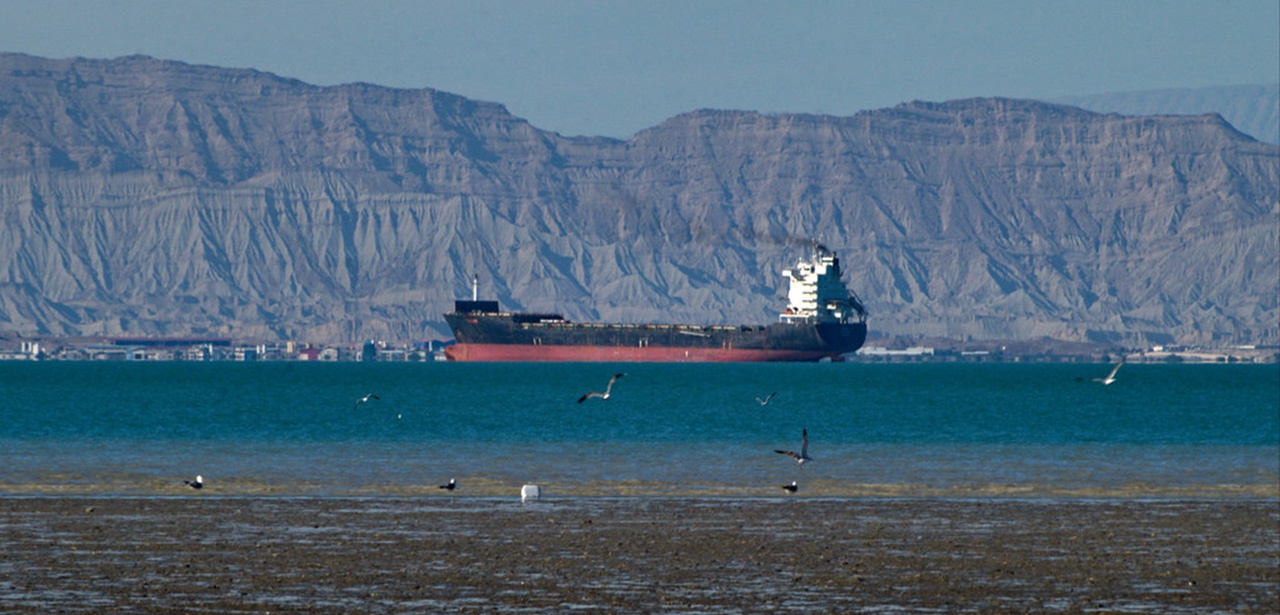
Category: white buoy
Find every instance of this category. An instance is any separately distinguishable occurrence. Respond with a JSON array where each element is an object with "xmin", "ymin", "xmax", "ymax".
[{"xmin": 521, "ymin": 484, "xmax": 540, "ymax": 502}]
